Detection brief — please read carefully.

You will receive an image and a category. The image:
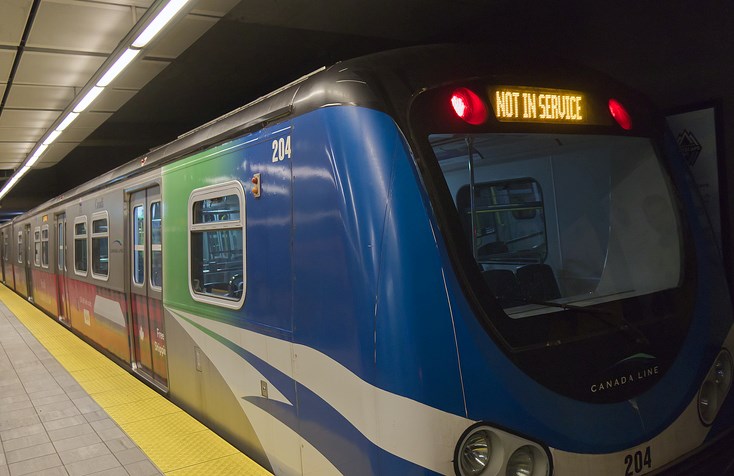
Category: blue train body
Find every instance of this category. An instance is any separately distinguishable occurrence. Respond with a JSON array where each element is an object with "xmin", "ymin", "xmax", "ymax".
[
  {"xmin": 162, "ymin": 98, "xmax": 734, "ymax": 474},
  {"xmin": 3, "ymin": 45, "xmax": 733, "ymax": 475}
]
